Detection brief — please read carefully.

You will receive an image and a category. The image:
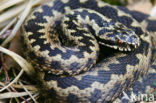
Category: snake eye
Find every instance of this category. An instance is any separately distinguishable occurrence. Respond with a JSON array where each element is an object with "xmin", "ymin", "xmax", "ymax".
[
  {"xmin": 117, "ymin": 39, "xmax": 122, "ymax": 44},
  {"xmin": 97, "ymin": 25, "xmax": 140, "ymax": 51}
]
